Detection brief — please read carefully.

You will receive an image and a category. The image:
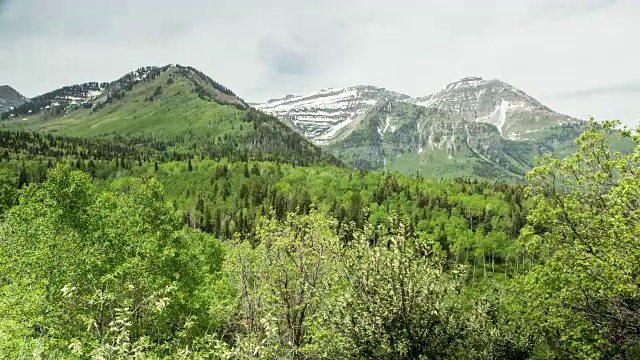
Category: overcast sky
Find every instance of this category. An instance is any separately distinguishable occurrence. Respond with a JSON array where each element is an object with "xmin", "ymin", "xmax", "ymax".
[{"xmin": 0, "ymin": 0, "xmax": 638, "ymax": 127}]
